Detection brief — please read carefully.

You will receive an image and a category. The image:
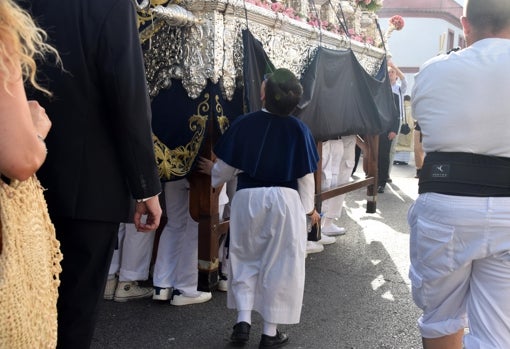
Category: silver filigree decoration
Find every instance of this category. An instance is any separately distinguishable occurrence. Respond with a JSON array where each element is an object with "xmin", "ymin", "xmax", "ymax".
[
  {"xmin": 152, "ymin": 4, "xmax": 201, "ymax": 27},
  {"xmin": 134, "ymin": 0, "xmax": 150, "ymax": 12},
  {"xmin": 143, "ymin": 26, "xmax": 184, "ymax": 97},
  {"xmin": 140, "ymin": 0, "xmax": 386, "ymax": 100},
  {"xmin": 182, "ymin": 24, "xmax": 208, "ymax": 99}
]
